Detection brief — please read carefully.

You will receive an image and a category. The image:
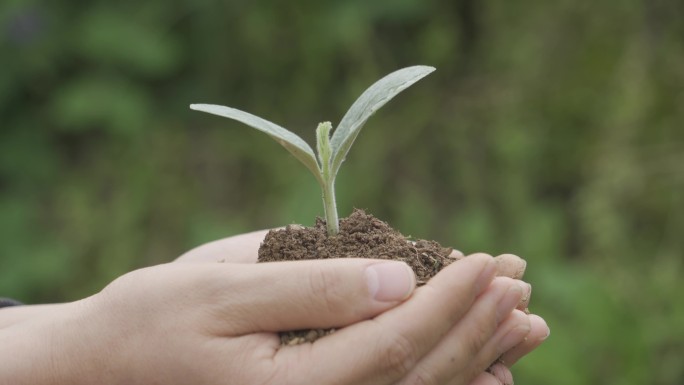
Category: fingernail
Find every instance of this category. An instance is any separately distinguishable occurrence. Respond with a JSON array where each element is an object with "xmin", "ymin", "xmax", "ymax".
[
  {"xmin": 365, "ymin": 262, "xmax": 416, "ymax": 302},
  {"xmin": 530, "ymin": 314, "xmax": 550, "ymax": 341},
  {"xmin": 541, "ymin": 327, "xmax": 551, "ymax": 341},
  {"xmin": 496, "ymin": 285, "xmax": 523, "ymax": 323},
  {"xmin": 500, "ymin": 324, "xmax": 531, "ymax": 352},
  {"xmin": 520, "ymin": 282, "xmax": 532, "ymax": 306},
  {"xmin": 475, "ymin": 256, "xmax": 497, "ymax": 293}
]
